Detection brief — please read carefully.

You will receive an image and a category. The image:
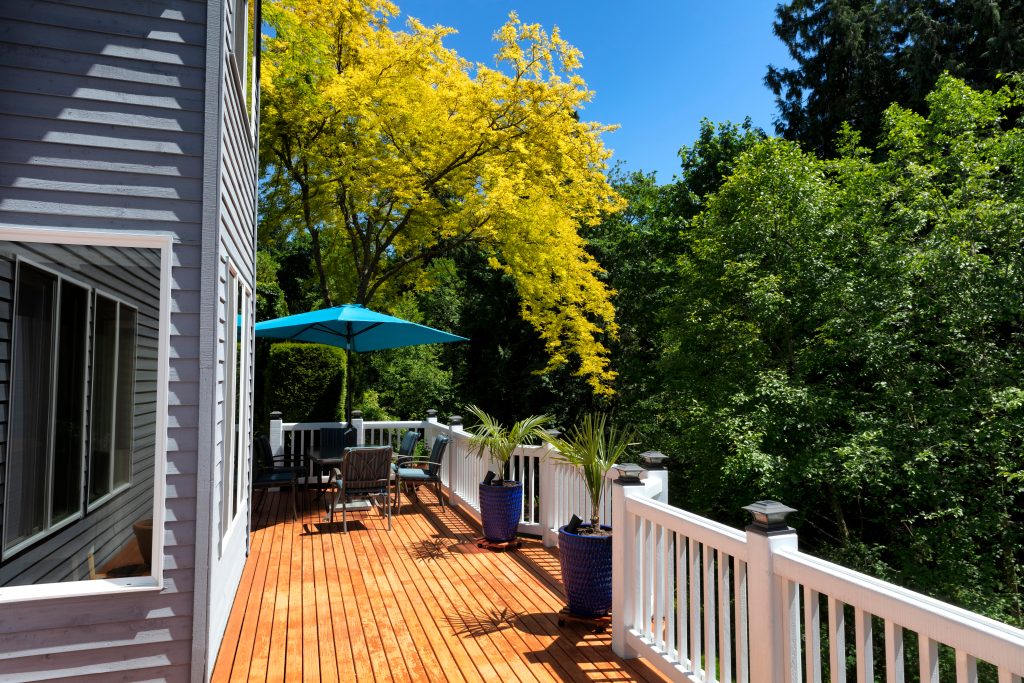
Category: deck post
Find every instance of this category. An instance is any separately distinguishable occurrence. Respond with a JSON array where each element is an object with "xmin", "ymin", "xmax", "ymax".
[
  {"xmin": 269, "ymin": 411, "xmax": 283, "ymax": 456},
  {"xmin": 611, "ymin": 463, "xmax": 646, "ymax": 659},
  {"xmin": 639, "ymin": 451, "xmax": 669, "ymax": 504},
  {"xmin": 351, "ymin": 410, "xmax": 364, "ymax": 444},
  {"xmin": 538, "ymin": 438, "xmax": 559, "ymax": 547},
  {"xmin": 744, "ymin": 501, "xmax": 798, "ymax": 683},
  {"xmin": 448, "ymin": 415, "xmax": 464, "ymax": 509}
]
